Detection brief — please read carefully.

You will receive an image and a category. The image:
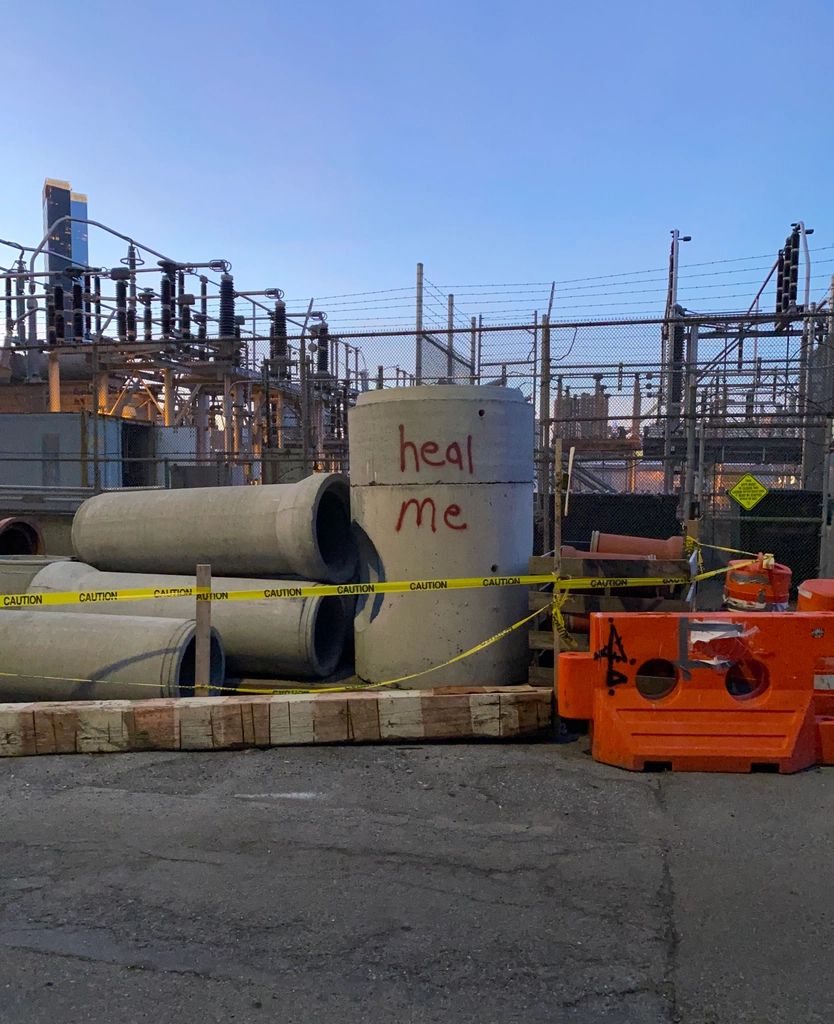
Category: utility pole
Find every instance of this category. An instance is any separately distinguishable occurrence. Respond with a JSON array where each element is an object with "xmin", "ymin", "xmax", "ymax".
[{"xmin": 663, "ymin": 229, "xmax": 691, "ymax": 492}]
